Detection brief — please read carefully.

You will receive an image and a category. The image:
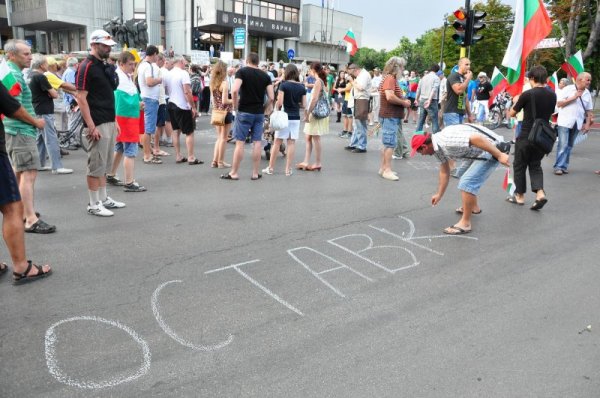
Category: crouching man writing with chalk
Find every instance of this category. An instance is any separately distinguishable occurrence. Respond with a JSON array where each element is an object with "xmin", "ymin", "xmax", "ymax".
[{"xmin": 410, "ymin": 124, "xmax": 510, "ymax": 235}]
